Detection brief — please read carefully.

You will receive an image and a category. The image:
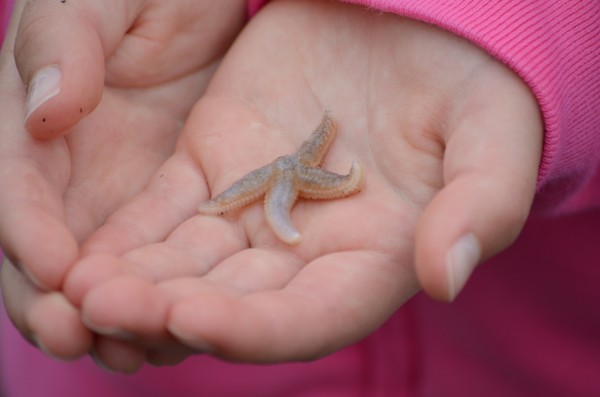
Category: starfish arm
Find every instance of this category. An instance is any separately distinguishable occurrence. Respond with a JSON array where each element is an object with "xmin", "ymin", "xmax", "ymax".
[
  {"xmin": 198, "ymin": 164, "xmax": 275, "ymax": 215},
  {"xmin": 296, "ymin": 160, "xmax": 365, "ymax": 200},
  {"xmin": 197, "ymin": 112, "xmax": 366, "ymax": 244},
  {"xmin": 264, "ymin": 171, "xmax": 301, "ymax": 244},
  {"xmin": 295, "ymin": 111, "xmax": 337, "ymax": 167}
]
